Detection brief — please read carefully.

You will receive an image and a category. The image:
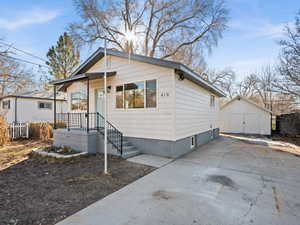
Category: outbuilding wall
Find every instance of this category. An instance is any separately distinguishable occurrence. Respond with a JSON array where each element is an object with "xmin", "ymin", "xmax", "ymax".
[
  {"xmin": 1, "ymin": 97, "xmax": 67, "ymax": 123},
  {"xmin": 220, "ymin": 99, "xmax": 271, "ymax": 135}
]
